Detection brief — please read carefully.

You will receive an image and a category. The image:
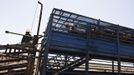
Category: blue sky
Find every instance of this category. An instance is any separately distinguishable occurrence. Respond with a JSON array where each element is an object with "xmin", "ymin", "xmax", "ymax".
[{"xmin": 0, "ymin": 0, "xmax": 134, "ymax": 44}]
